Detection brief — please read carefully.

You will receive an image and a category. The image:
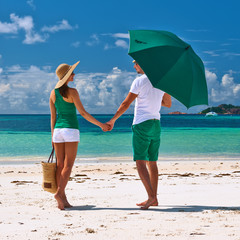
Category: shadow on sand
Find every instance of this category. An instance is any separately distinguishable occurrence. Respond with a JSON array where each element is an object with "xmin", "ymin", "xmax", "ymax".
[{"xmin": 67, "ymin": 205, "xmax": 240, "ymax": 212}]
